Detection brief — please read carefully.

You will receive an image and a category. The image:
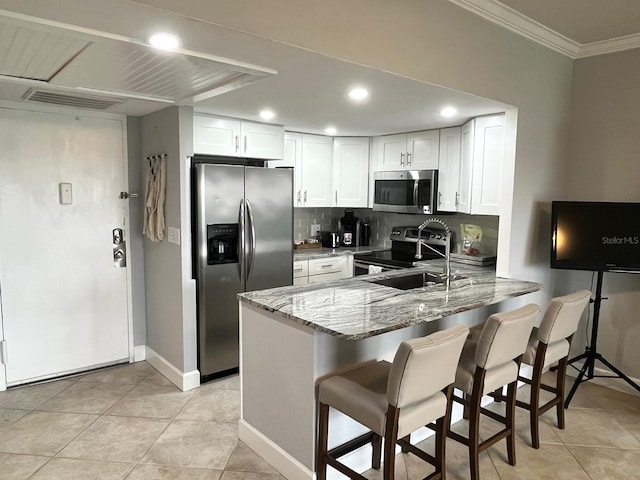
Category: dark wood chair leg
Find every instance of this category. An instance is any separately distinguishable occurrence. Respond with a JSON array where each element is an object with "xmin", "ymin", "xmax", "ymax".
[
  {"xmin": 439, "ymin": 386, "xmax": 454, "ymax": 480},
  {"xmin": 372, "ymin": 434, "xmax": 382, "ymax": 469},
  {"xmin": 463, "ymin": 393, "xmax": 470, "ymax": 420},
  {"xmin": 399, "ymin": 434, "xmax": 410, "ymax": 453},
  {"xmin": 528, "ymin": 343, "xmax": 547, "ymax": 449},
  {"xmin": 506, "ymin": 381, "xmax": 517, "ymax": 466},
  {"xmin": 383, "ymin": 405, "xmax": 400, "ymax": 480},
  {"xmin": 493, "ymin": 387, "xmax": 503, "ymax": 402},
  {"xmin": 468, "ymin": 371, "xmax": 484, "ymax": 480},
  {"xmin": 316, "ymin": 402, "xmax": 329, "ymax": 480},
  {"xmin": 556, "ymin": 356, "xmax": 568, "ymax": 429}
]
